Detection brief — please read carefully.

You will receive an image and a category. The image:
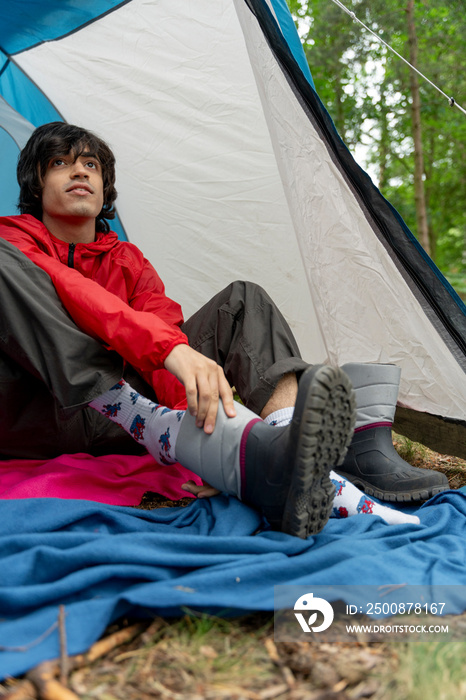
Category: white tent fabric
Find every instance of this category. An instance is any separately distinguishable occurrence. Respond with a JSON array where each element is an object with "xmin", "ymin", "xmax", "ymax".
[
  {"xmin": 1, "ymin": 0, "xmax": 465, "ymax": 452},
  {"xmin": 235, "ymin": 0, "xmax": 466, "ymax": 421}
]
